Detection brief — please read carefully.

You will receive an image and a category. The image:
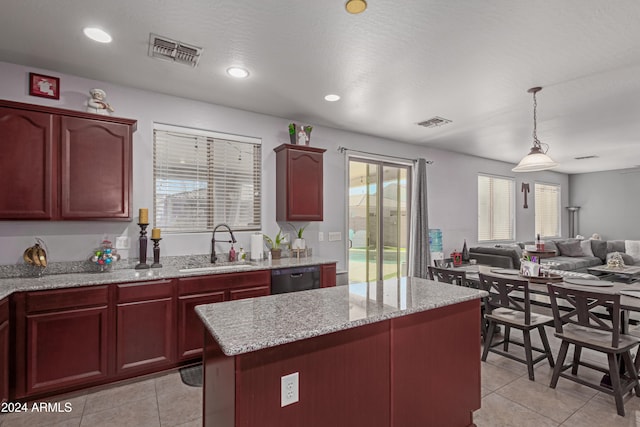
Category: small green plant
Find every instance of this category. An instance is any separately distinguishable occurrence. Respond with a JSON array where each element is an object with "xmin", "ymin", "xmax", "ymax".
[
  {"xmin": 303, "ymin": 125, "xmax": 313, "ymax": 133},
  {"xmin": 288, "ymin": 123, "xmax": 296, "ymax": 135},
  {"xmin": 263, "ymin": 230, "xmax": 283, "ymax": 249},
  {"xmin": 289, "ymin": 223, "xmax": 306, "ymax": 239}
]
